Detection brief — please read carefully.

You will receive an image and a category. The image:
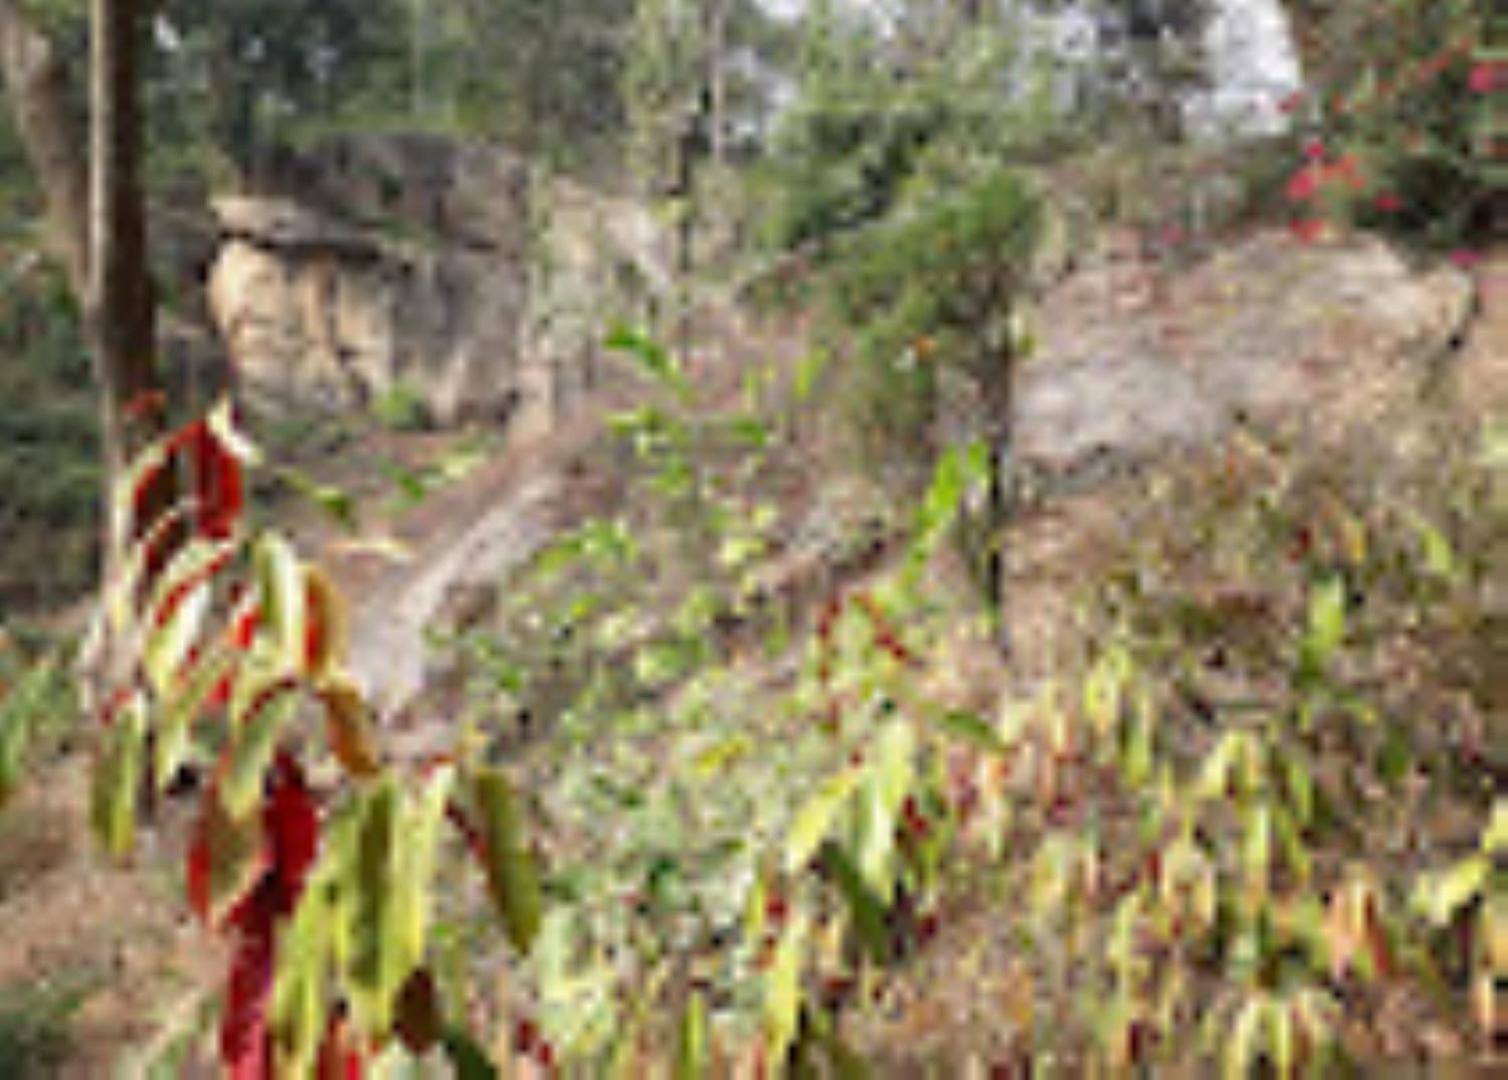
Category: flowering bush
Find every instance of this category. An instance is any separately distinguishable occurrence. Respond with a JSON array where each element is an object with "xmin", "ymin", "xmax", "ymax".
[{"xmin": 1279, "ymin": 0, "xmax": 1498, "ymax": 249}]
